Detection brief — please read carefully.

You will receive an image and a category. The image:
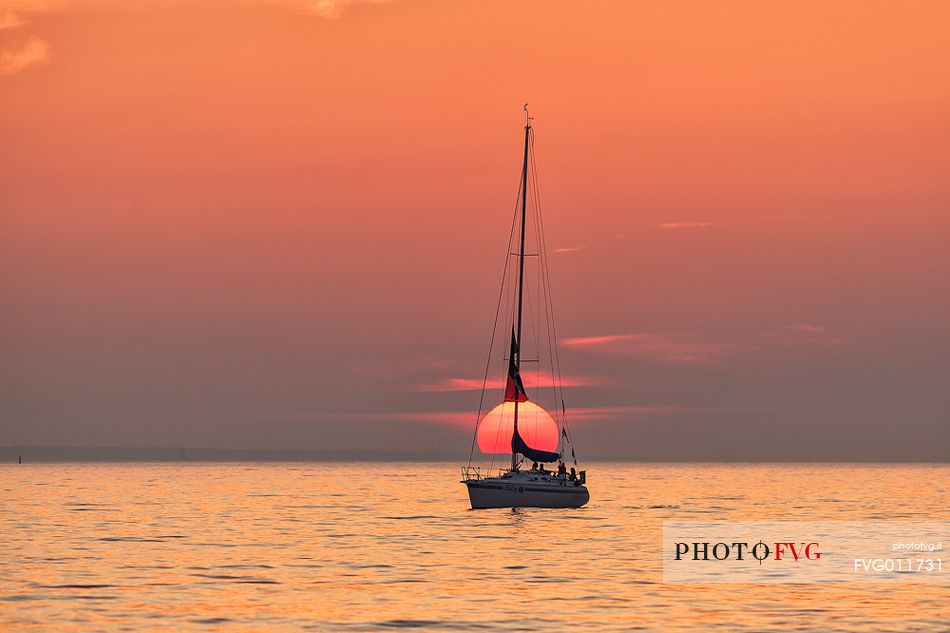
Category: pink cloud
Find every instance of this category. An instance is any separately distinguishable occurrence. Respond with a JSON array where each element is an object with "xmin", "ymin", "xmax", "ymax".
[
  {"xmin": 253, "ymin": 410, "xmax": 476, "ymax": 427},
  {"xmin": 417, "ymin": 374, "xmax": 602, "ymax": 392},
  {"xmin": 0, "ymin": 10, "xmax": 27, "ymax": 31},
  {"xmin": 768, "ymin": 323, "xmax": 846, "ymax": 348},
  {"xmin": 306, "ymin": 0, "xmax": 391, "ymax": 19},
  {"xmin": 0, "ymin": 2, "xmax": 52, "ymax": 75},
  {"xmin": 658, "ymin": 221, "xmax": 712, "ymax": 229},
  {"xmin": 222, "ymin": 399, "xmax": 768, "ymax": 434},
  {"xmin": 0, "ymin": 36, "xmax": 48, "ymax": 75},
  {"xmin": 562, "ymin": 333, "xmax": 732, "ymax": 365},
  {"xmin": 784, "ymin": 323, "xmax": 828, "ymax": 334},
  {"xmin": 567, "ymin": 405, "xmax": 707, "ymax": 420},
  {"xmin": 564, "ymin": 405, "xmax": 755, "ymax": 424},
  {"xmin": 552, "ymin": 245, "xmax": 586, "ymax": 254},
  {"xmin": 250, "ymin": 404, "xmax": 743, "ymax": 429}
]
